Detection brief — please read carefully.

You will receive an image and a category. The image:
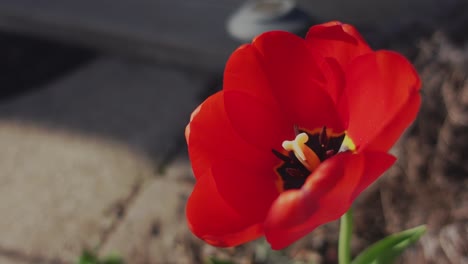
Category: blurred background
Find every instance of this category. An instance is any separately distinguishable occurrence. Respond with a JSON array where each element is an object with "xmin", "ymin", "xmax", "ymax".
[{"xmin": 0, "ymin": 0, "xmax": 466, "ymax": 263}]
